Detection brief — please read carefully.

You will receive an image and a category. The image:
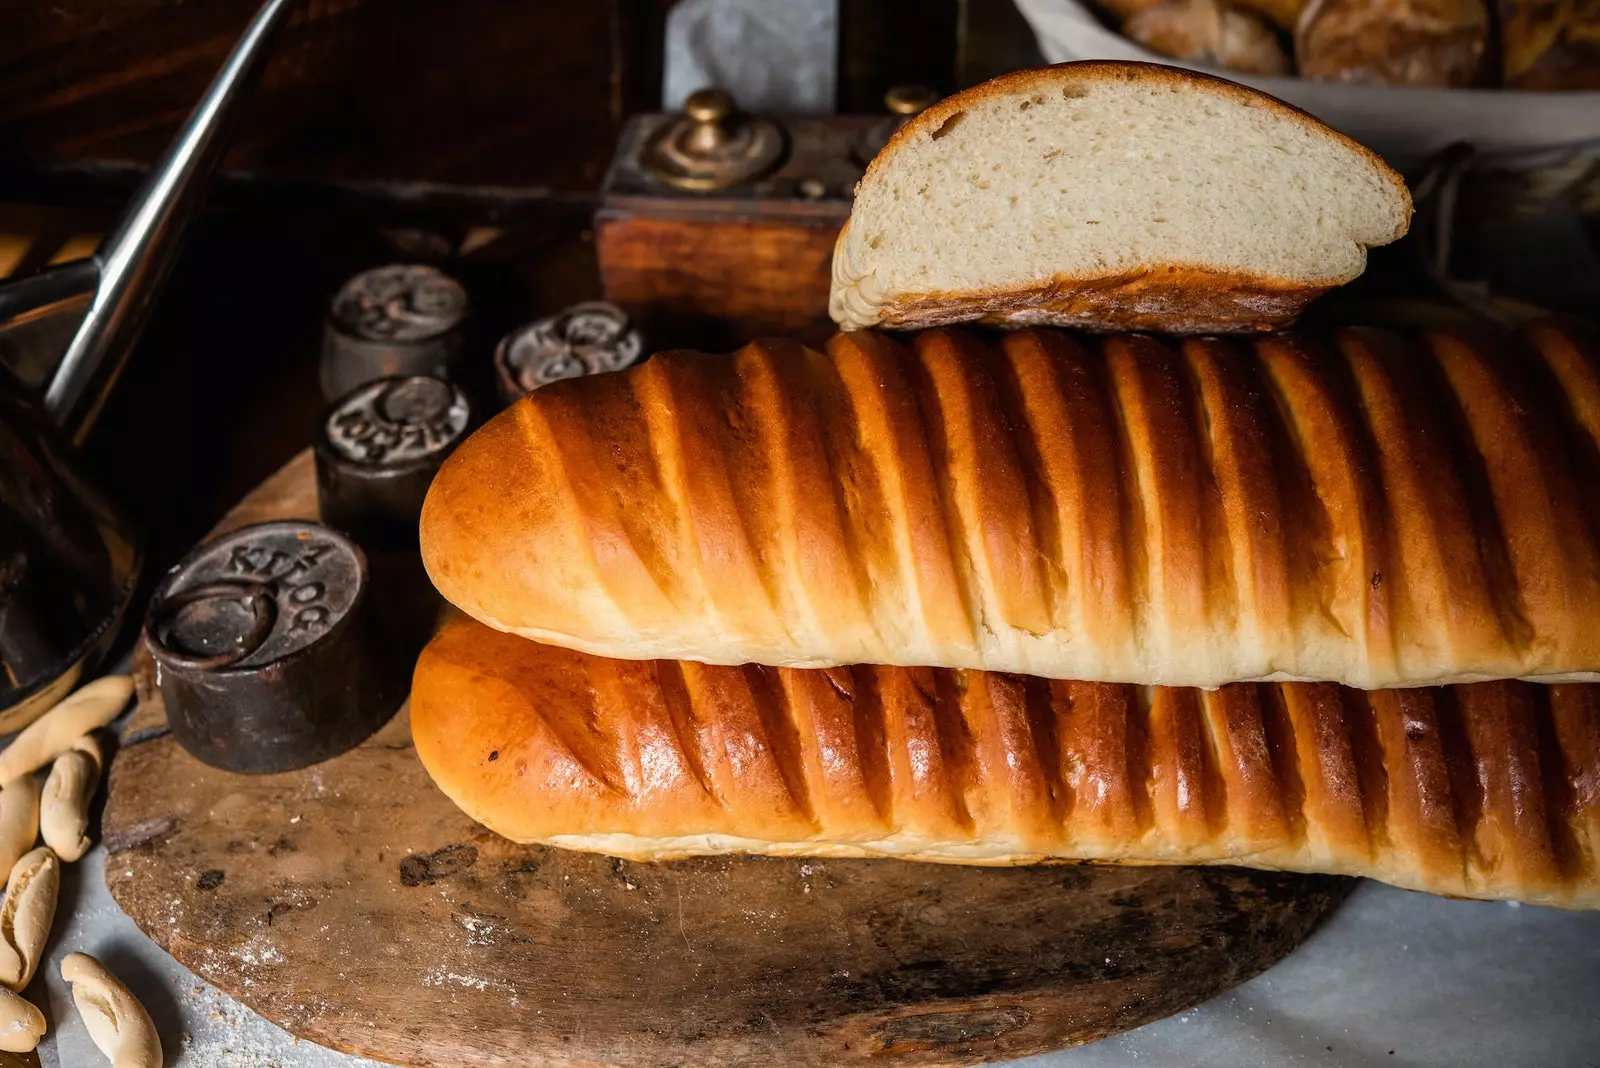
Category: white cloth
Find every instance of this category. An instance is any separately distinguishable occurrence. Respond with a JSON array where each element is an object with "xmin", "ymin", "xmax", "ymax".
[{"xmin": 663, "ymin": 0, "xmax": 838, "ymax": 115}]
